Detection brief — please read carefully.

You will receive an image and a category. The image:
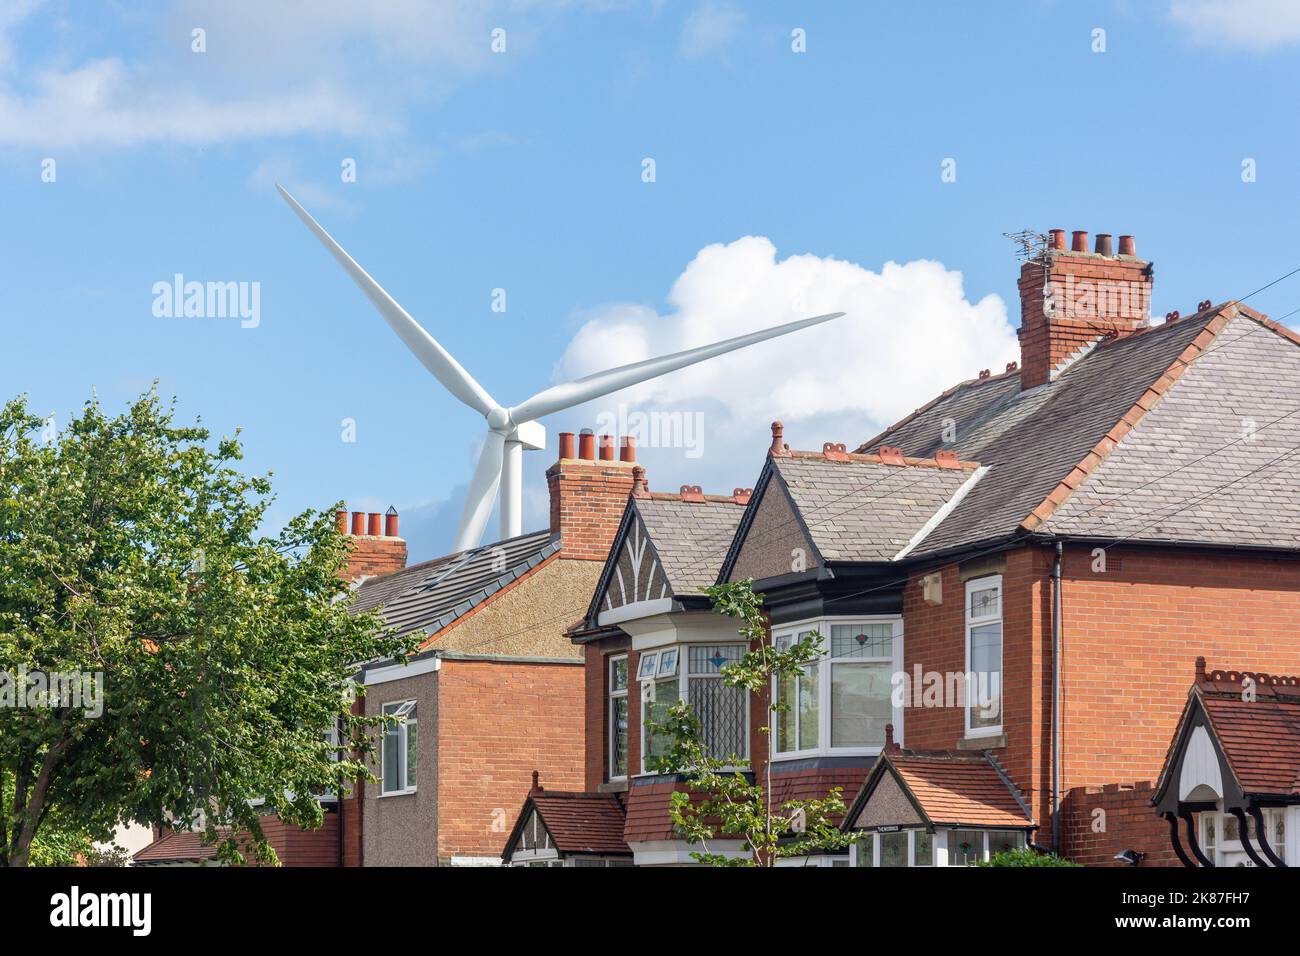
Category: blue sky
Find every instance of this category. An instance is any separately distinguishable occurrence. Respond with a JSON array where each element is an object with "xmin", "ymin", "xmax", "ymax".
[{"xmin": 3, "ymin": 0, "xmax": 1299, "ymax": 560}]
